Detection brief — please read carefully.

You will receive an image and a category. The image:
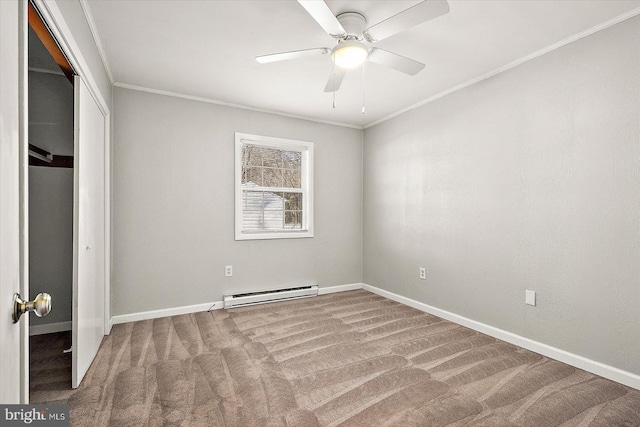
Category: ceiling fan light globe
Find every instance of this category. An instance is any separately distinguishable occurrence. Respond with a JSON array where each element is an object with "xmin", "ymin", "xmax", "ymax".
[{"xmin": 332, "ymin": 42, "xmax": 368, "ymax": 68}]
